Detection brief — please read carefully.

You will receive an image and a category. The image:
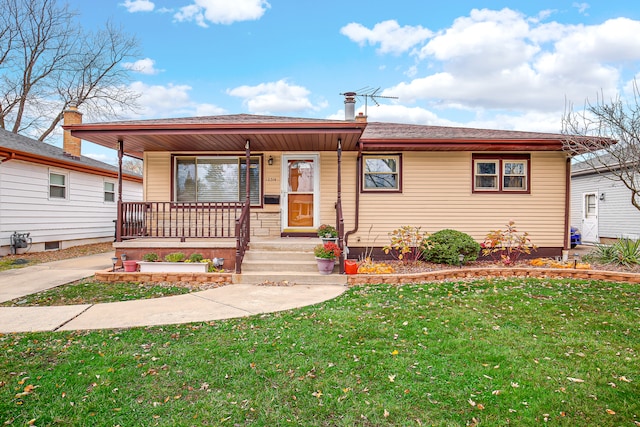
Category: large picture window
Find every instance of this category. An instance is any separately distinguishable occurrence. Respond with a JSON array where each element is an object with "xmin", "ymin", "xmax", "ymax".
[
  {"xmin": 175, "ymin": 156, "xmax": 261, "ymax": 205},
  {"xmin": 362, "ymin": 154, "xmax": 401, "ymax": 192},
  {"xmin": 473, "ymin": 154, "xmax": 530, "ymax": 193}
]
